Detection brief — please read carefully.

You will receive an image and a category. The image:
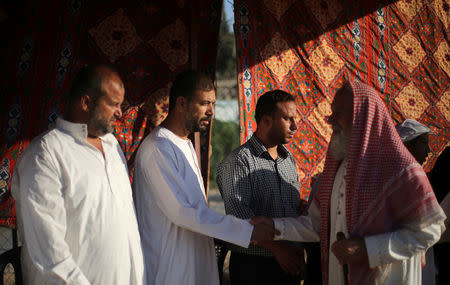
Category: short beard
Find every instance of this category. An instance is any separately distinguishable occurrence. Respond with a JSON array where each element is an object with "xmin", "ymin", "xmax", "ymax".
[
  {"xmin": 329, "ymin": 126, "xmax": 351, "ymax": 161},
  {"xmin": 88, "ymin": 106, "xmax": 114, "ymax": 136},
  {"xmin": 185, "ymin": 118, "xmax": 201, "ymax": 133},
  {"xmin": 185, "ymin": 116, "xmax": 210, "ymax": 133}
]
